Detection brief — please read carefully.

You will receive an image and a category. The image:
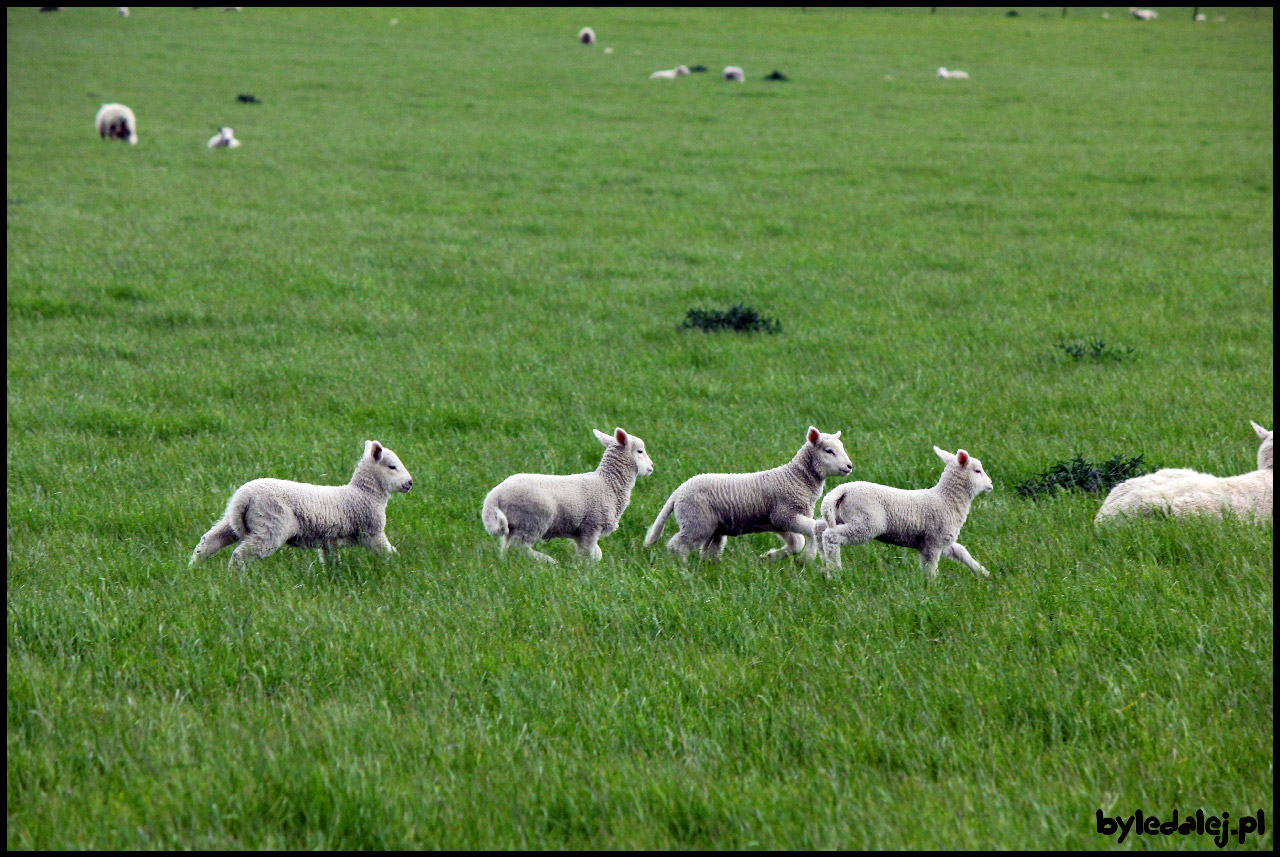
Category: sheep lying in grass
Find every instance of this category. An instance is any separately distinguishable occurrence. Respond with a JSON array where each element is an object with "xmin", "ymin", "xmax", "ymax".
[
  {"xmin": 206, "ymin": 126, "xmax": 241, "ymax": 148},
  {"xmin": 578, "ymin": 27, "xmax": 595, "ymax": 45},
  {"xmin": 815, "ymin": 446, "xmax": 993, "ymax": 581},
  {"xmin": 936, "ymin": 67, "xmax": 970, "ymax": 80},
  {"xmin": 190, "ymin": 441, "xmax": 413, "ymax": 567},
  {"xmin": 646, "ymin": 426, "xmax": 852, "ymax": 562},
  {"xmin": 95, "ymin": 103, "xmax": 137, "ymax": 144},
  {"xmin": 722, "ymin": 66, "xmax": 745, "ymax": 82},
  {"xmin": 1129, "ymin": 7, "xmax": 1158, "ymax": 21},
  {"xmin": 650, "ymin": 65, "xmax": 691, "ymax": 80},
  {"xmin": 1095, "ymin": 421, "xmax": 1273, "ymax": 523},
  {"xmin": 482, "ymin": 428, "xmax": 654, "ymax": 562}
]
